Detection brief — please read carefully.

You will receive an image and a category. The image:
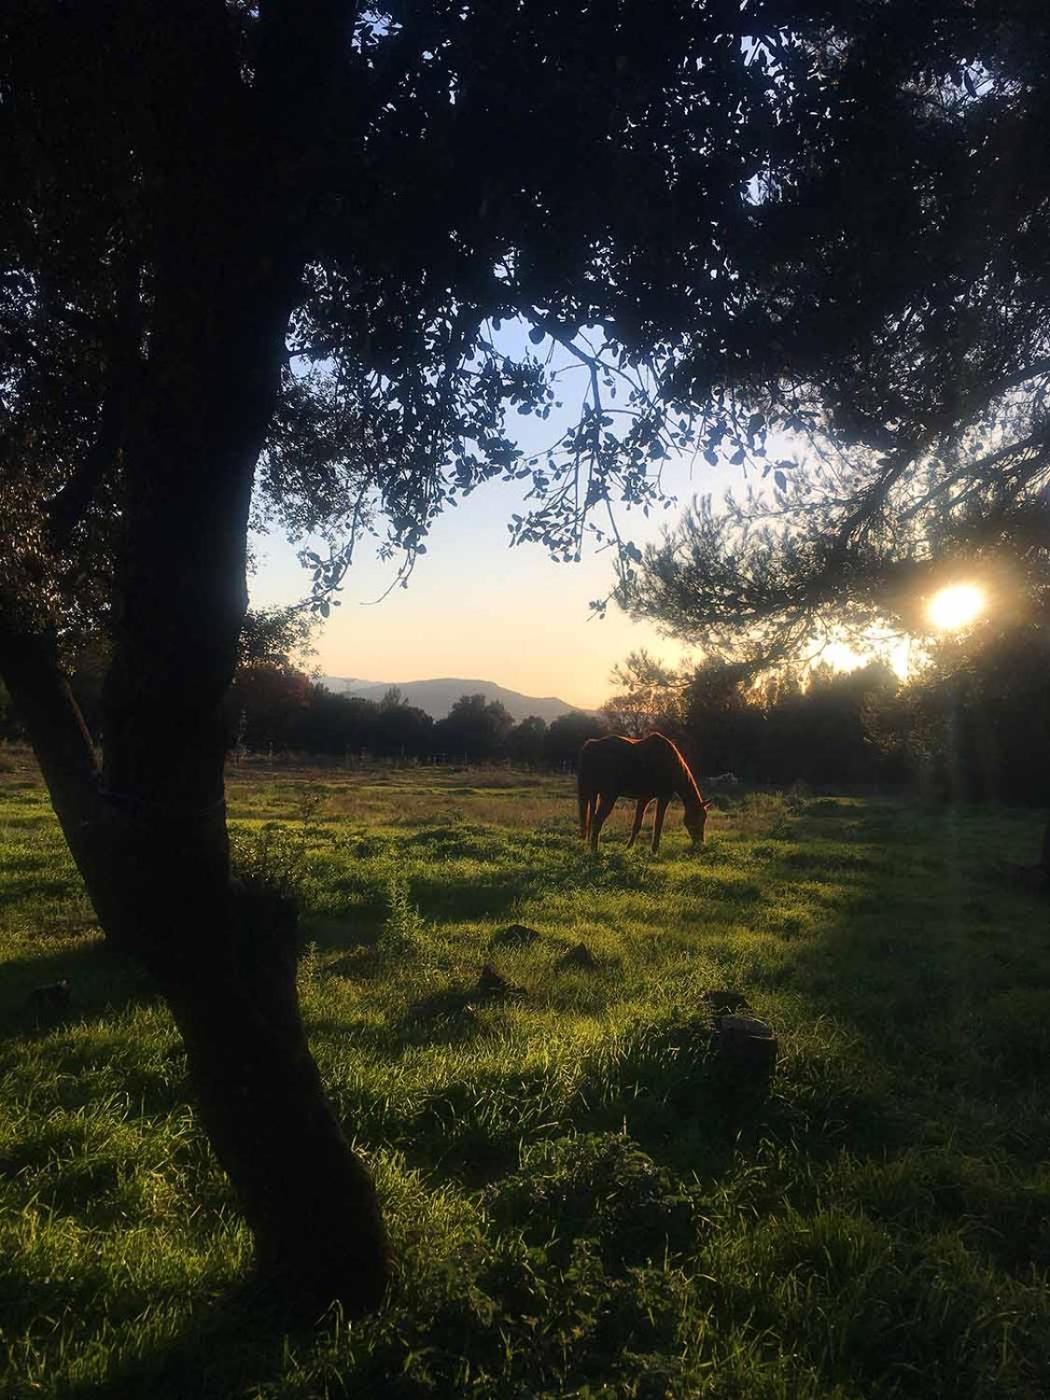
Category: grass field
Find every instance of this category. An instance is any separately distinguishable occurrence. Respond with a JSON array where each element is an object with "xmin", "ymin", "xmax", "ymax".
[{"xmin": 2, "ymin": 756, "xmax": 1050, "ymax": 1398}]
